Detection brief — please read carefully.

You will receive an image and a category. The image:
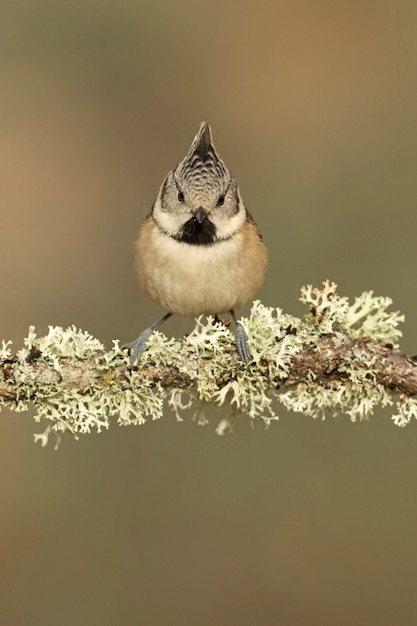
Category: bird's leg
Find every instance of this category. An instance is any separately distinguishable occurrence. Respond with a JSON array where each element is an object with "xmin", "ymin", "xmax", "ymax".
[
  {"xmin": 231, "ymin": 309, "xmax": 252, "ymax": 363},
  {"xmin": 123, "ymin": 312, "xmax": 172, "ymax": 365}
]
